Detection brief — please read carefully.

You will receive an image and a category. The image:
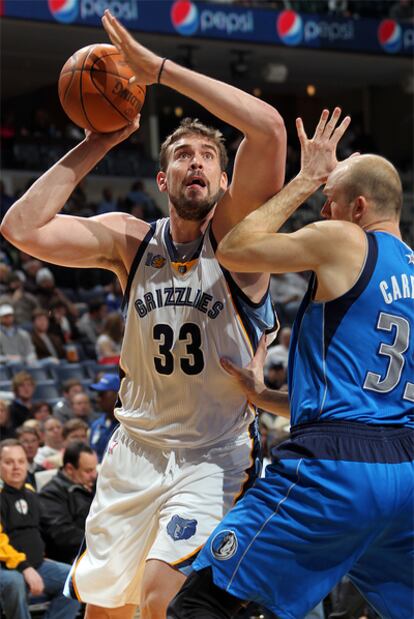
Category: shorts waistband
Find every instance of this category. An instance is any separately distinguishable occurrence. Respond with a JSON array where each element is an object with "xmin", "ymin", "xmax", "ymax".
[
  {"xmin": 273, "ymin": 421, "xmax": 414, "ymax": 464},
  {"xmin": 291, "ymin": 420, "xmax": 413, "ymax": 440}
]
